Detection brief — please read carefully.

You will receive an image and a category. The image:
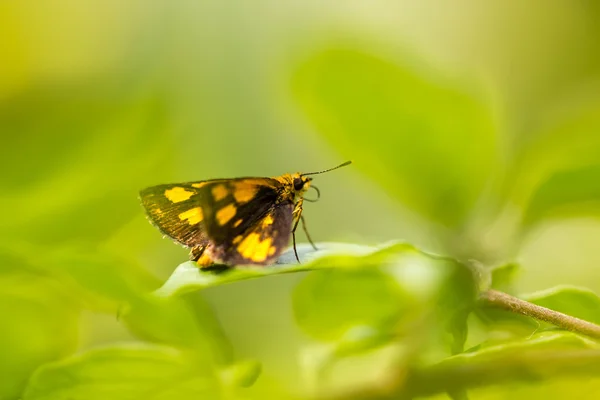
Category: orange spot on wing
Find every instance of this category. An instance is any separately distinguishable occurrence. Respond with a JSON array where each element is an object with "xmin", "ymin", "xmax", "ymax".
[
  {"xmin": 233, "ymin": 219, "xmax": 243, "ymax": 228},
  {"xmin": 211, "ymin": 184, "xmax": 229, "ymax": 201},
  {"xmin": 262, "ymin": 214, "xmax": 274, "ymax": 227},
  {"xmin": 232, "ymin": 182, "xmax": 258, "ymax": 203},
  {"xmin": 216, "ymin": 204, "xmax": 237, "ymax": 225},
  {"xmin": 165, "ymin": 187, "xmax": 194, "ymax": 203},
  {"xmin": 237, "ymin": 233, "xmax": 273, "ymax": 262},
  {"xmin": 192, "ymin": 182, "xmax": 208, "ymax": 188},
  {"xmin": 197, "ymin": 251, "xmax": 214, "ymax": 267},
  {"xmin": 178, "ymin": 207, "xmax": 203, "ymax": 225},
  {"xmin": 233, "ymin": 235, "xmax": 243, "ymax": 244}
]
